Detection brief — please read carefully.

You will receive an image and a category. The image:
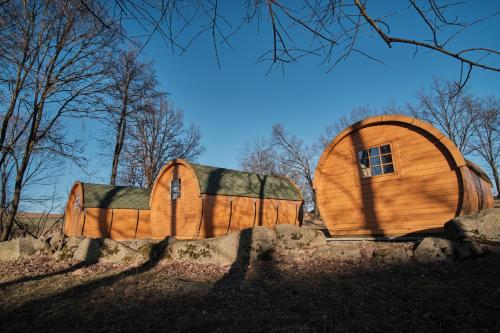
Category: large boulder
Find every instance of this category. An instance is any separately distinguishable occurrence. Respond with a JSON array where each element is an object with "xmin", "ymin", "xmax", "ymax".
[
  {"xmin": 0, "ymin": 238, "xmax": 47, "ymax": 261},
  {"xmin": 413, "ymin": 237, "xmax": 473, "ymax": 263},
  {"xmin": 53, "ymin": 236, "xmax": 85, "ymax": 261},
  {"xmin": 311, "ymin": 242, "xmax": 363, "ymax": 261},
  {"xmin": 166, "ymin": 232, "xmax": 239, "ymax": 265},
  {"xmin": 48, "ymin": 229, "xmax": 65, "ymax": 251},
  {"xmin": 445, "ymin": 208, "xmax": 500, "ymax": 242},
  {"xmin": 372, "ymin": 246, "xmax": 412, "ymax": 264},
  {"xmin": 165, "ymin": 227, "xmax": 275, "ymax": 265},
  {"xmin": 73, "ymin": 238, "xmax": 149, "ymax": 263},
  {"xmin": 274, "ymin": 224, "xmax": 327, "ymax": 258},
  {"xmin": 73, "ymin": 238, "xmax": 102, "ymax": 261}
]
